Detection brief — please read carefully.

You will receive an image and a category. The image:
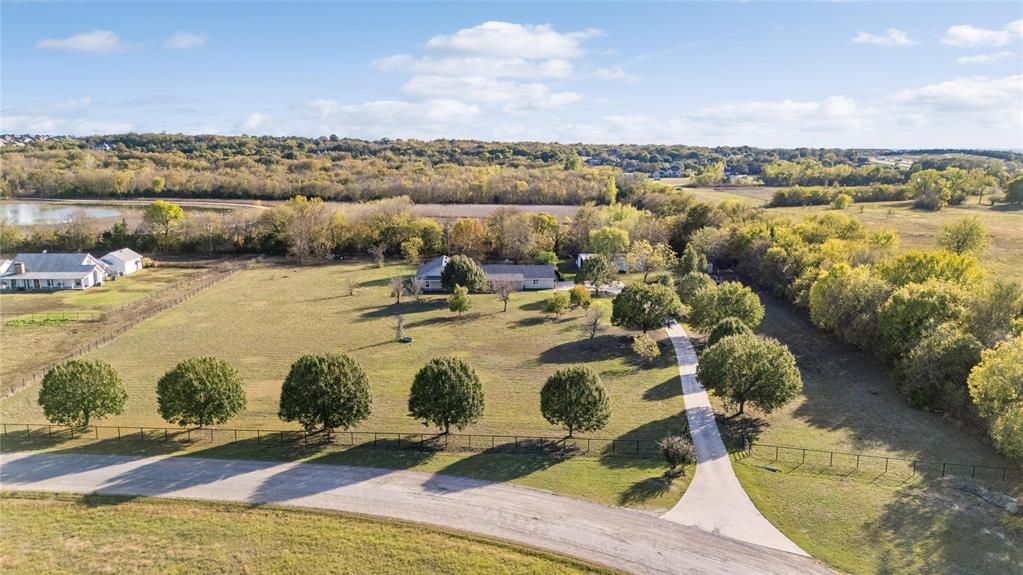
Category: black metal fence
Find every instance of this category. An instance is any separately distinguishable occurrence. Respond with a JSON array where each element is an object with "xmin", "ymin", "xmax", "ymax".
[
  {"xmin": 0, "ymin": 422, "xmax": 681, "ymax": 459},
  {"xmin": 736, "ymin": 436, "xmax": 1020, "ymax": 484}
]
